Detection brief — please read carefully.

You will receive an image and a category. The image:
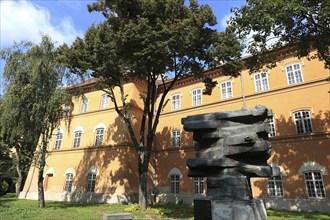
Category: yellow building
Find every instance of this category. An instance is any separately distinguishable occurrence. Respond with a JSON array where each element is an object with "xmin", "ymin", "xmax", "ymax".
[{"xmin": 20, "ymin": 50, "xmax": 330, "ymax": 212}]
